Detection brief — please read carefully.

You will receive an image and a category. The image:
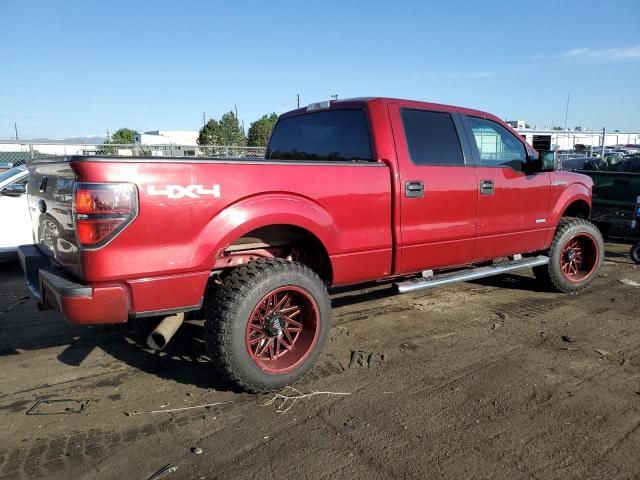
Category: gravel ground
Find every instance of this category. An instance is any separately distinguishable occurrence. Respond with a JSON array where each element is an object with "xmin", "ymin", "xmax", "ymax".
[{"xmin": 0, "ymin": 242, "xmax": 639, "ymax": 480}]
